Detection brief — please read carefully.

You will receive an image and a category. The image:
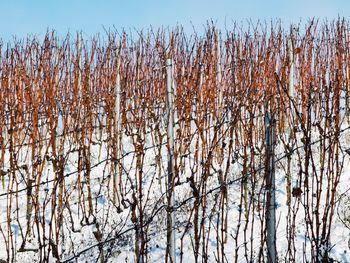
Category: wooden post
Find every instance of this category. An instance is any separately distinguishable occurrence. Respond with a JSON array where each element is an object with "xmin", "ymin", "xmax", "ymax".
[
  {"xmin": 166, "ymin": 58, "xmax": 176, "ymax": 263},
  {"xmin": 286, "ymin": 27, "xmax": 296, "ymax": 205},
  {"xmin": 216, "ymin": 29, "xmax": 223, "ymax": 117},
  {"xmin": 288, "ymin": 26, "xmax": 296, "ymax": 132},
  {"xmin": 114, "ymin": 46, "xmax": 123, "ymax": 208},
  {"xmin": 265, "ymin": 103, "xmax": 276, "ymax": 263}
]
